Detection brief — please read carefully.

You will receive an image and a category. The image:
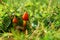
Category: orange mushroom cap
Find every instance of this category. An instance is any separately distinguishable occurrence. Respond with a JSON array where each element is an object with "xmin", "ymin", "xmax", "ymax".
[
  {"xmin": 12, "ymin": 16, "xmax": 18, "ymax": 23},
  {"xmin": 22, "ymin": 12, "xmax": 29, "ymax": 21}
]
